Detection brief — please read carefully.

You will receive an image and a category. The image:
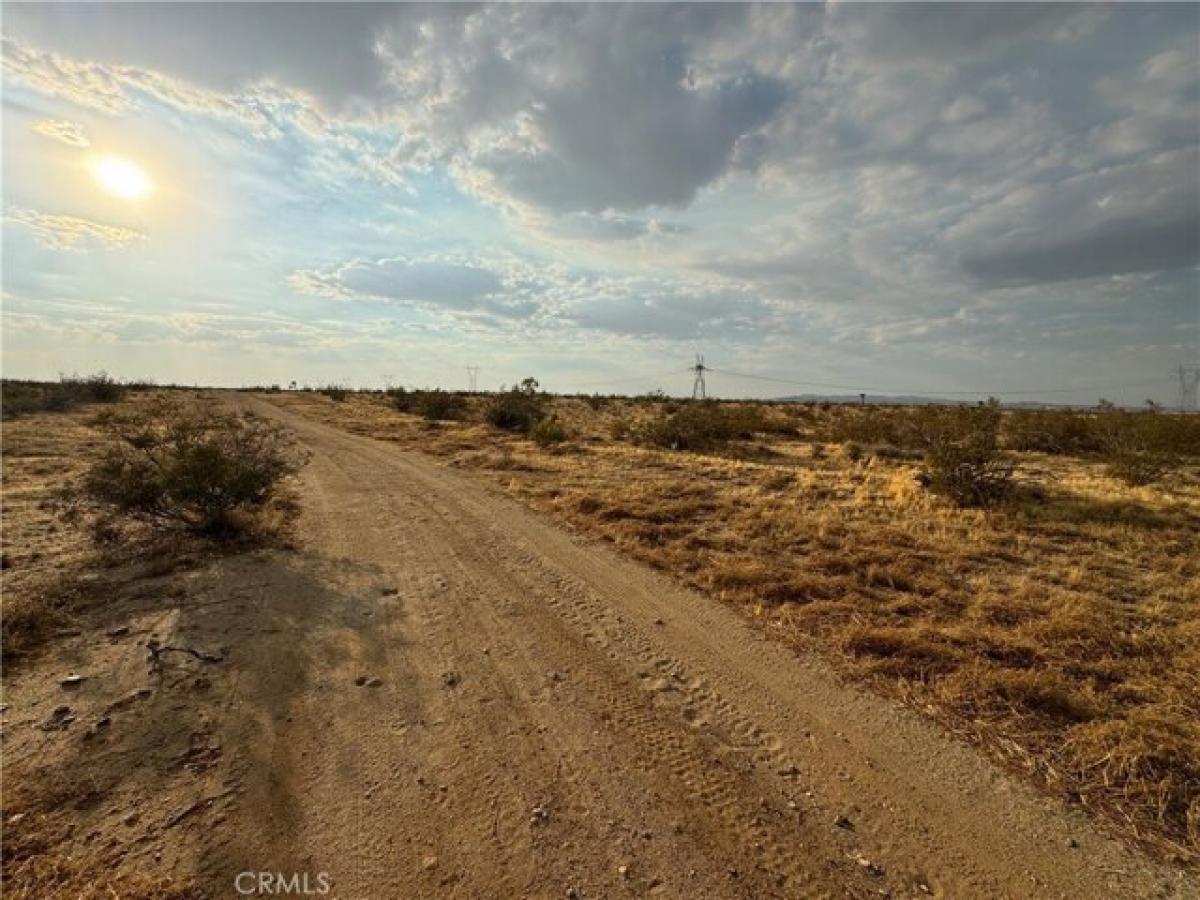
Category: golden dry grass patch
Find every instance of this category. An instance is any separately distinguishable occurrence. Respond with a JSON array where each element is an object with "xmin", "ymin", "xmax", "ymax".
[{"xmin": 266, "ymin": 389, "xmax": 1200, "ymax": 862}]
